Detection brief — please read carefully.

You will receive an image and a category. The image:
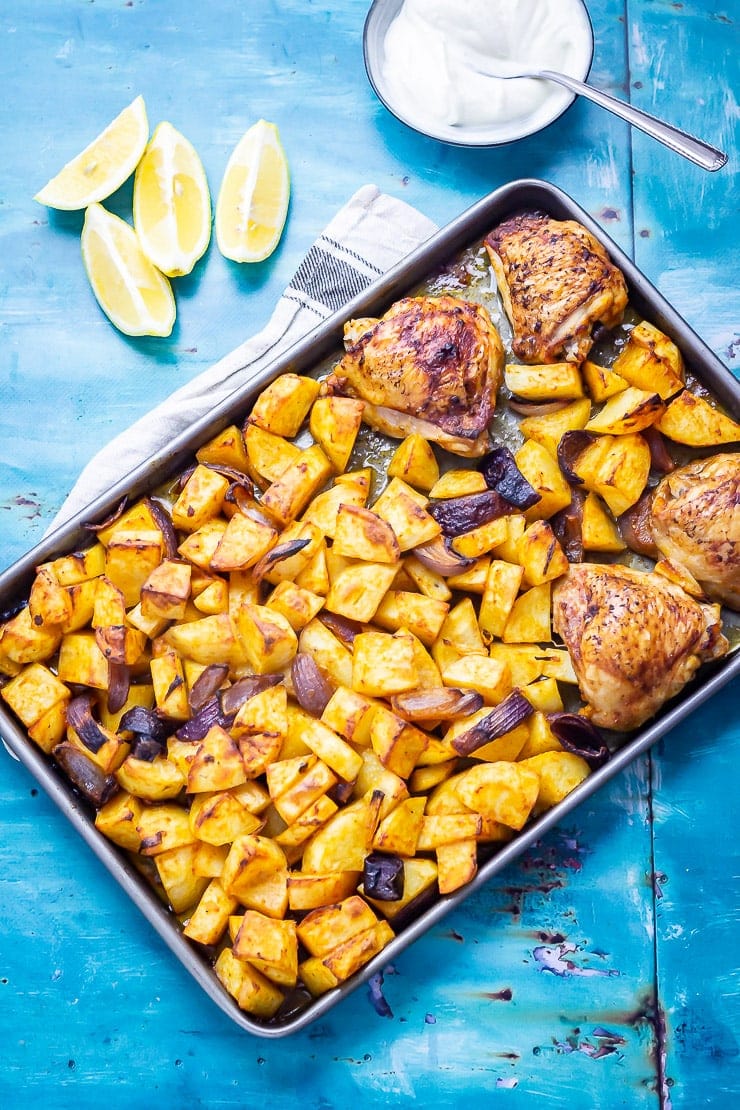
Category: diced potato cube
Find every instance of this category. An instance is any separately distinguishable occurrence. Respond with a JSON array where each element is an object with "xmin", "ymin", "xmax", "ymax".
[
  {"xmin": 428, "ymin": 469, "xmax": 488, "ymax": 499},
  {"xmin": 440, "ymin": 655, "xmax": 512, "ymax": 705},
  {"xmin": 150, "ymin": 648, "xmax": 190, "ymax": 720},
  {"xmin": 309, "ymin": 395, "xmax": 365, "ymax": 473},
  {"xmin": 363, "ymin": 857, "xmax": 438, "ymax": 920},
  {"xmin": 250, "ymin": 373, "xmax": 321, "ymax": 438},
  {"xmin": 1, "ymin": 663, "xmax": 70, "ymax": 730},
  {"xmin": 214, "ymin": 947, "xmax": 285, "ymax": 1018},
  {"xmin": 209, "ymin": 512, "xmax": 277, "ymax": 573},
  {"xmin": 478, "ymin": 560, "xmax": 525, "ymax": 639},
  {"xmin": 372, "ymin": 590, "xmax": 449, "ymax": 647},
  {"xmin": 288, "ymin": 708, "xmax": 364, "ymax": 783},
  {"xmin": 612, "ymin": 320, "xmax": 685, "ymax": 400},
  {"xmin": 325, "ymin": 562, "xmax": 398, "ymax": 623},
  {"xmin": 261, "ymin": 445, "xmax": 333, "ymax": 527},
  {"xmin": 301, "ymin": 795, "xmax": 382, "ymax": 873},
  {"xmin": 321, "ymin": 920, "xmax": 394, "ymax": 982},
  {"xmin": 297, "ymin": 894, "xmax": 378, "ymax": 958},
  {"xmin": 321, "ymin": 686, "xmax": 378, "ymax": 747},
  {"xmin": 454, "ymin": 761, "xmax": 540, "ymax": 830},
  {"xmin": 519, "ymin": 751, "xmax": 591, "ymax": 814},
  {"xmin": 94, "ymin": 791, "xmax": 143, "ymax": 851},
  {"xmin": 371, "ymin": 478, "xmax": 440, "ymax": 551},
  {"xmin": 233, "ymin": 604, "xmax": 298, "ymax": 674},
  {"xmin": 517, "ymin": 520, "xmax": 569, "ymax": 586},
  {"xmin": 332, "ymin": 504, "xmax": 401, "ymax": 564},
  {"xmin": 352, "ymin": 630, "xmax": 418, "ymax": 698},
  {"xmin": 298, "ymin": 618, "xmax": 353, "ymax": 688},
  {"xmin": 177, "ymin": 519, "xmax": 228, "ymax": 570},
  {"xmin": 136, "ymin": 803, "xmax": 196, "ymax": 856},
  {"xmin": 244, "ymin": 422, "xmax": 302, "ymax": 484},
  {"xmin": 189, "ymin": 791, "xmax": 264, "ymax": 846},
  {"xmin": 505, "ymin": 362, "xmax": 584, "ymax": 401},
  {"xmin": 187, "ymin": 725, "xmax": 248, "ymax": 793},
  {"xmin": 300, "ymin": 479, "xmax": 367, "ymax": 539},
  {"xmin": 116, "ymin": 754, "xmax": 186, "ymax": 801},
  {"xmin": 57, "ymin": 630, "xmax": 109, "ymax": 689},
  {"xmin": 51, "ymin": 544, "xmax": 106, "ymax": 585},
  {"xmin": 287, "ymin": 870, "xmax": 361, "ymax": 912},
  {"xmin": 232, "ymin": 910, "xmax": 298, "ymax": 987},
  {"xmin": 155, "ymin": 843, "xmax": 210, "ymax": 913},
  {"xmin": 581, "ymin": 360, "xmax": 629, "ymax": 403},
  {"xmin": 0, "ymin": 606, "xmax": 63, "ymax": 665},
  {"xmin": 372, "ymin": 795, "xmax": 426, "ymax": 856},
  {"xmin": 657, "ymin": 389, "xmax": 740, "ymax": 446},
  {"xmin": 581, "ymin": 492, "xmax": 627, "ymax": 553},
  {"xmin": 436, "ymin": 839, "xmax": 478, "ymax": 894},
  {"xmin": 183, "ymin": 879, "xmax": 240, "ymax": 946},
  {"xmin": 450, "ymin": 515, "xmax": 511, "ymax": 559},
  {"xmin": 501, "ymin": 583, "xmax": 551, "ymax": 644},
  {"xmin": 196, "ymin": 424, "xmax": 249, "ymax": 472},
  {"xmin": 369, "ymin": 705, "xmax": 429, "ymax": 778},
  {"xmin": 171, "ymin": 465, "xmax": 230, "ymax": 533},
  {"xmin": 585, "ymin": 386, "xmax": 665, "ymax": 435},
  {"xmin": 28, "ymin": 565, "xmax": 74, "ymax": 628},
  {"xmin": 514, "ymin": 439, "xmax": 572, "ymax": 521},
  {"xmin": 387, "ymin": 433, "xmax": 440, "ymax": 492}
]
